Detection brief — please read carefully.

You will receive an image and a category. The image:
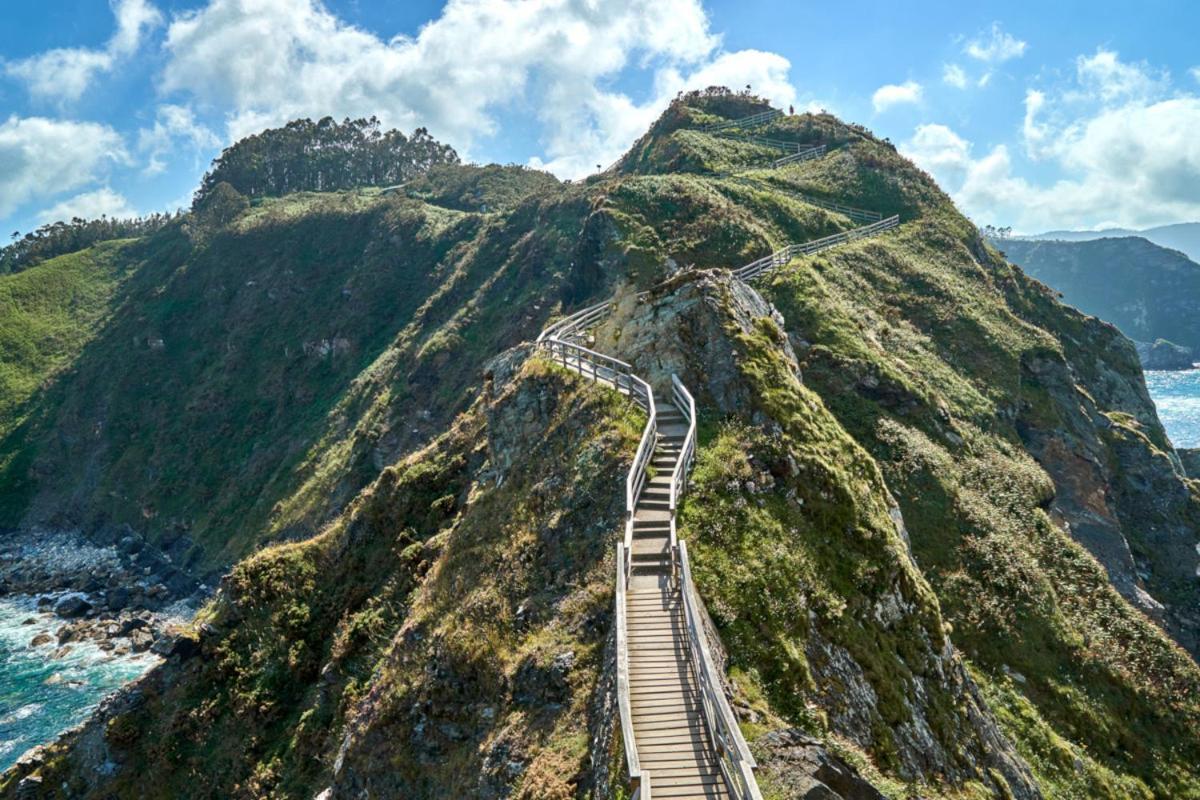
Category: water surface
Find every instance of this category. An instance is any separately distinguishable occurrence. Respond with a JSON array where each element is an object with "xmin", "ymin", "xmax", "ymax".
[
  {"xmin": 0, "ymin": 598, "xmax": 156, "ymax": 771},
  {"xmin": 1145, "ymin": 368, "xmax": 1200, "ymax": 448}
]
